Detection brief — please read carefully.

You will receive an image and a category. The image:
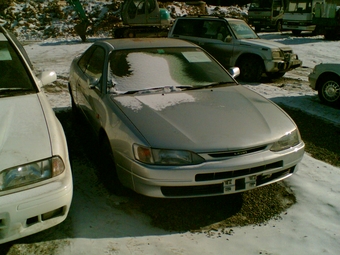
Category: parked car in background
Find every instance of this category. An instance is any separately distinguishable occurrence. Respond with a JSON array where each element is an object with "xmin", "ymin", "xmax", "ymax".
[
  {"xmin": 308, "ymin": 63, "xmax": 340, "ymax": 108},
  {"xmin": 69, "ymin": 37, "xmax": 305, "ymax": 198},
  {"xmin": 0, "ymin": 26, "xmax": 73, "ymax": 244},
  {"xmin": 168, "ymin": 16, "xmax": 302, "ymax": 82}
]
